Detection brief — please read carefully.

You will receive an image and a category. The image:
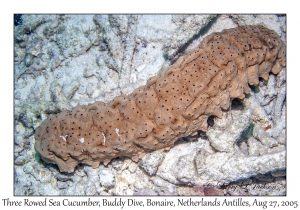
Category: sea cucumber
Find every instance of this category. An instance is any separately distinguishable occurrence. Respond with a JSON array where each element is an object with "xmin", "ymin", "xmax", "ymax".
[{"xmin": 34, "ymin": 25, "xmax": 286, "ymax": 172}]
